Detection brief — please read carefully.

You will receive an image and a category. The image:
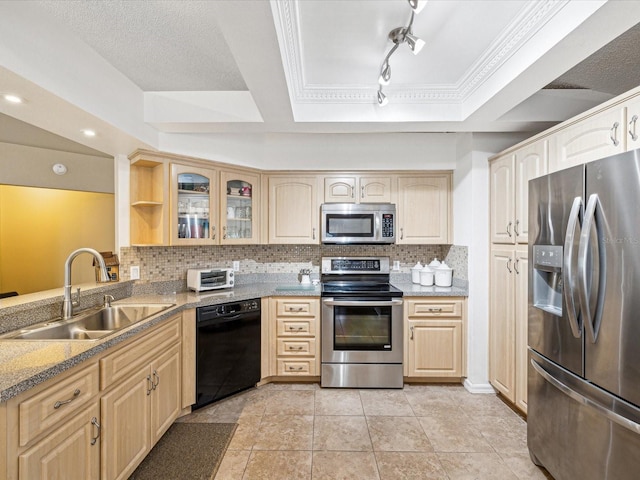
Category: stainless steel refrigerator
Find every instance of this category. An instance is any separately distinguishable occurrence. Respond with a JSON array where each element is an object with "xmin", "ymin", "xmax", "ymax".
[{"xmin": 528, "ymin": 148, "xmax": 640, "ymax": 480}]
